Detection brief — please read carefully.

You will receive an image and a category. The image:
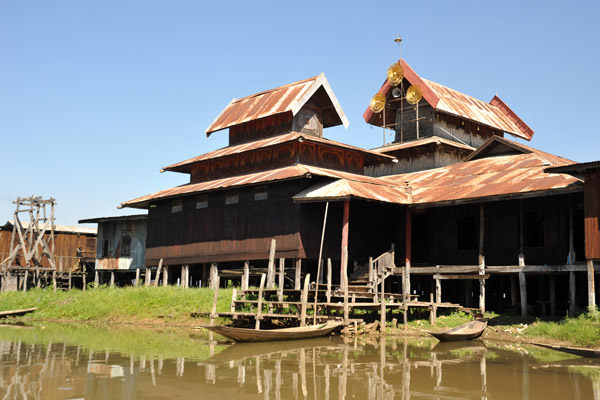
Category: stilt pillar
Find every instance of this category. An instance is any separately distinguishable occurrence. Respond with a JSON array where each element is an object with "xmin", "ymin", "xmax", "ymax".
[
  {"xmin": 340, "ymin": 200, "xmax": 350, "ymax": 292},
  {"xmin": 519, "ymin": 272, "xmax": 527, "ymax": 318},
  {"xmin": 209, "ymin": 263, "xmax": 218, "ymax": 289},
  {"xmin": 294, "ymin": 259, "xmax": 301, "ymax": 290},
  {"xmin": 479, "ymin": 203, "xmax": 485, "ymax": 314},
  {"xmin": 144, "ymin": 268, "xmax": 150, "ymax": 286},
  {"xmin": 569, "ymin": 271, "xmax": 576, "ymax": 316},
  {"xmin": 242, "ymin": 261, "xmax": 249, "ymax": 291},
  {"xmin": 587, "ymin": 260, "xmax": 596, "ymax": 309}
]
